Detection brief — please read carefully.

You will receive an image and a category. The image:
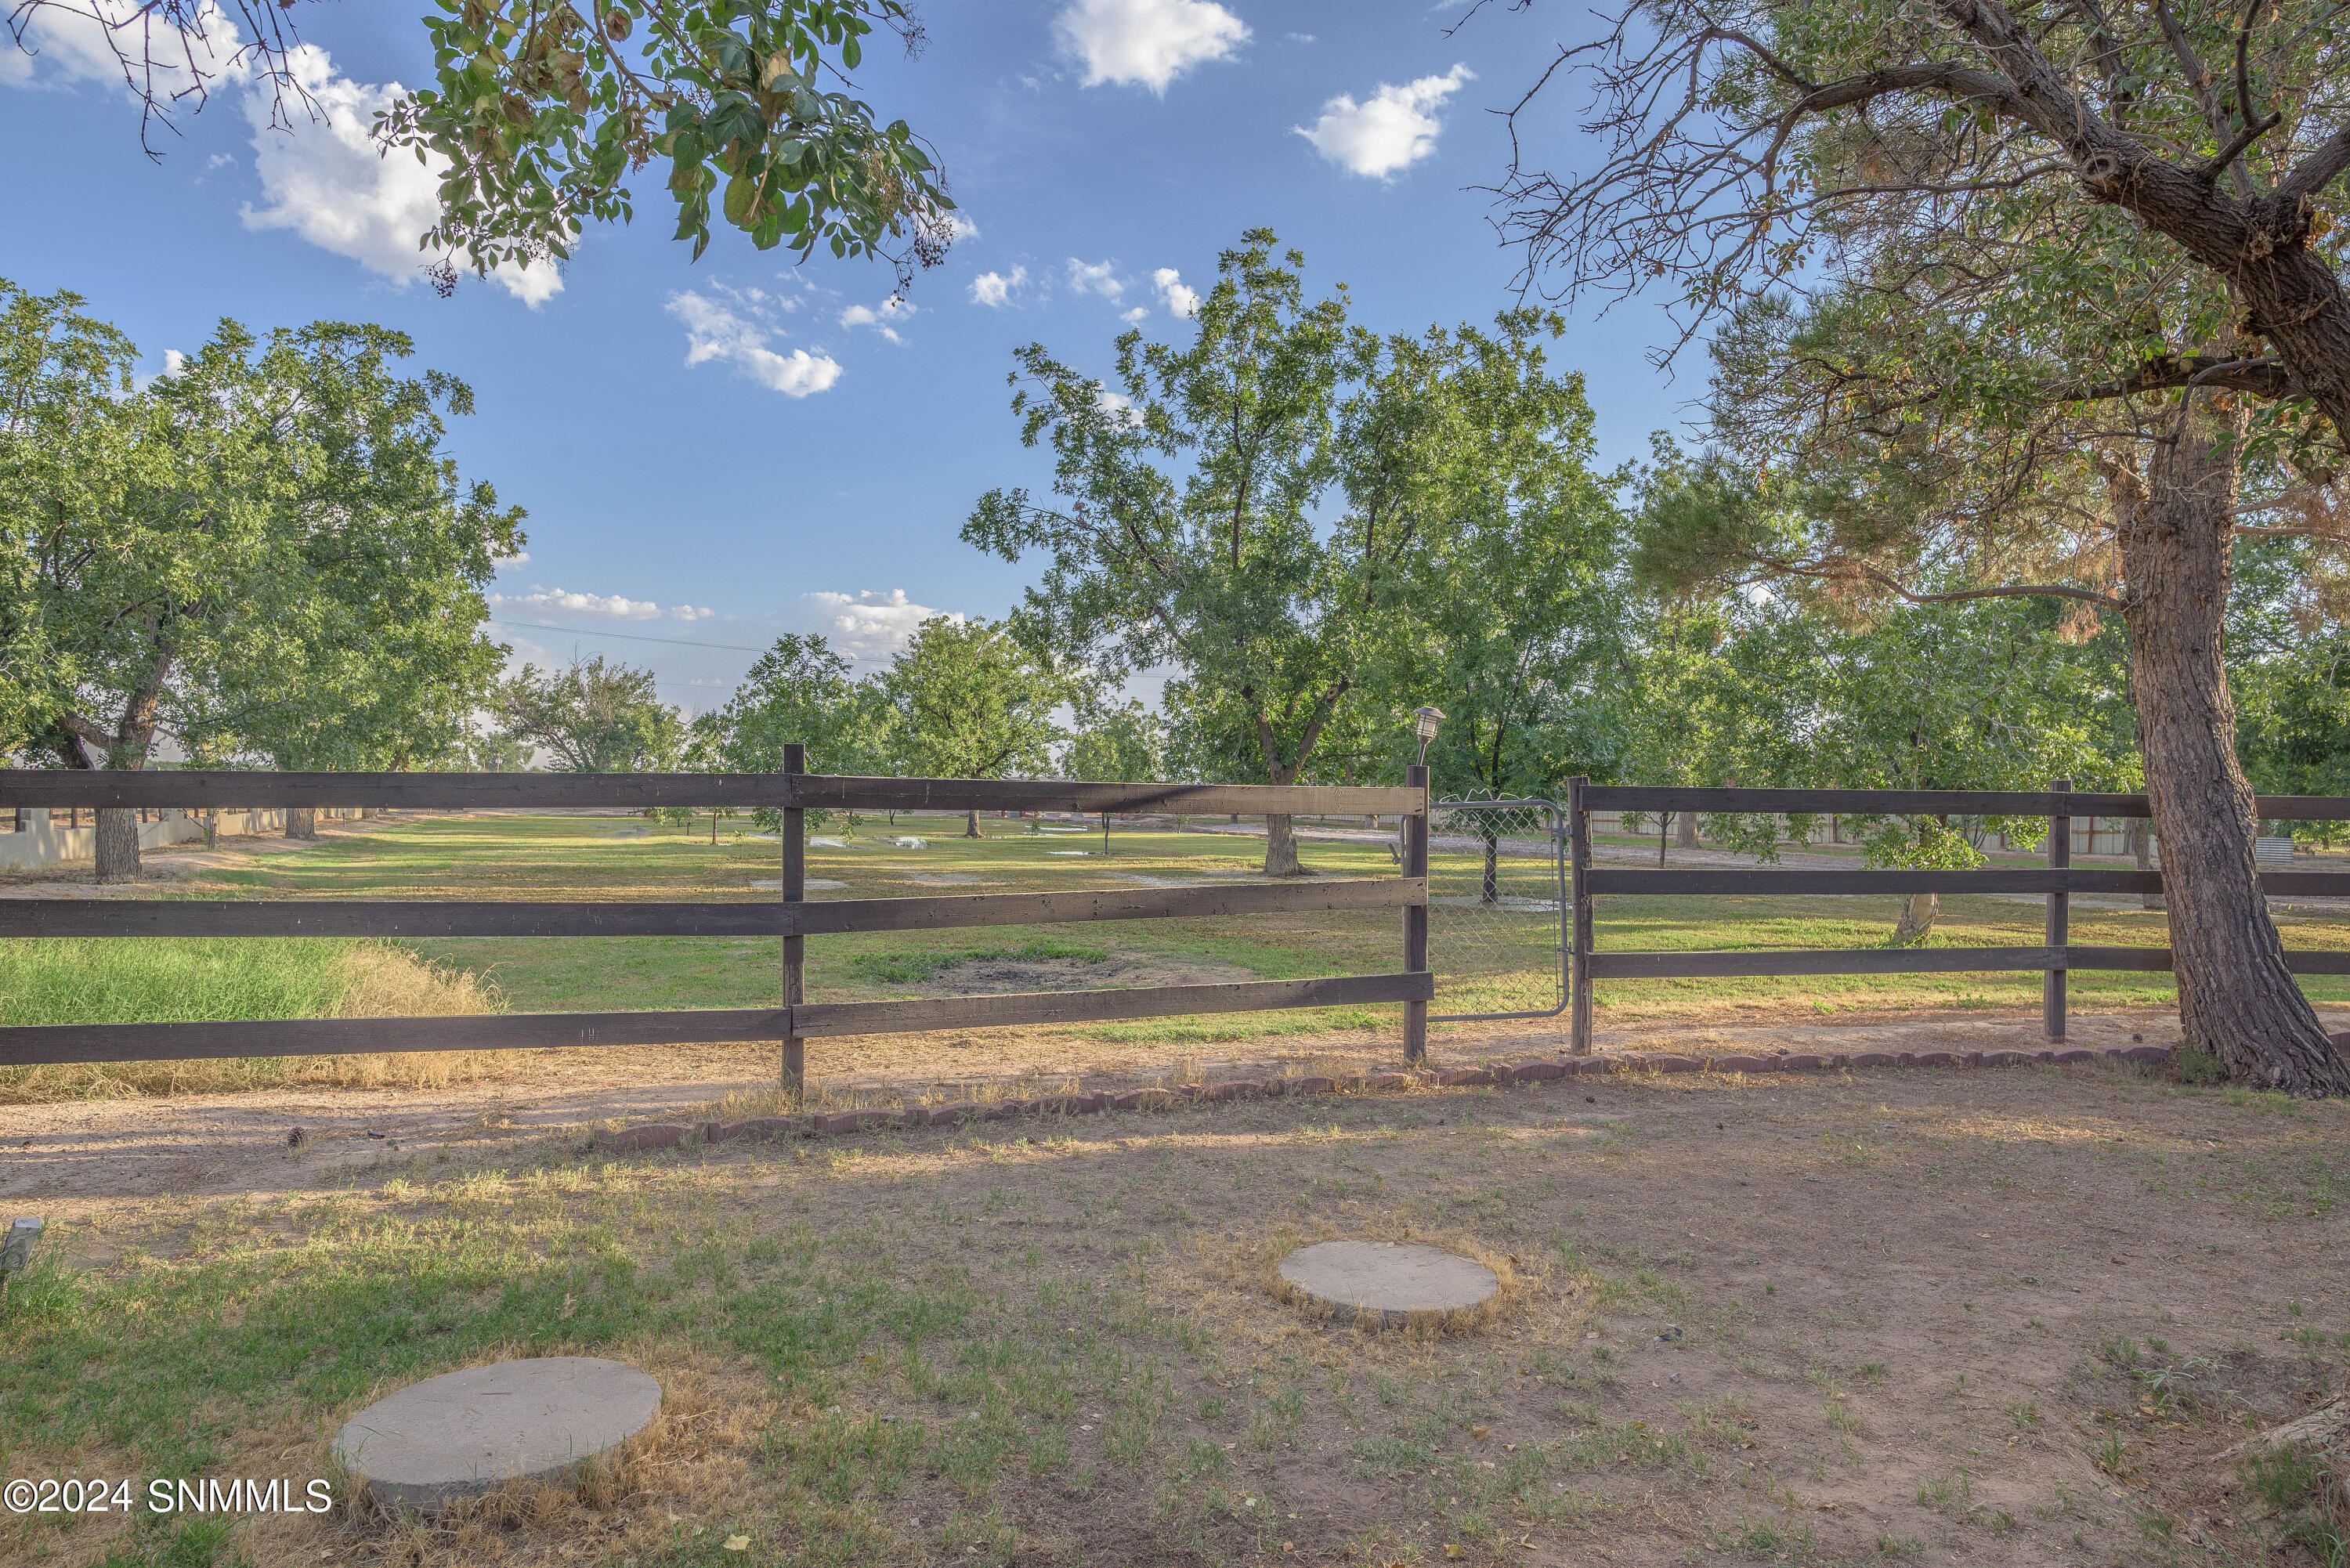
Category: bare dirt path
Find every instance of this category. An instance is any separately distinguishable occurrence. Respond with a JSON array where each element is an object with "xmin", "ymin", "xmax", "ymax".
[{"xmin": 11, "ymin": 1005, "xmax": 2337, "ymax": 1215}]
